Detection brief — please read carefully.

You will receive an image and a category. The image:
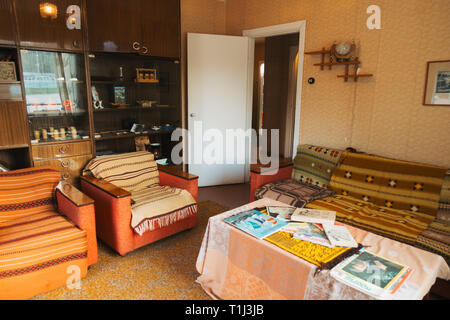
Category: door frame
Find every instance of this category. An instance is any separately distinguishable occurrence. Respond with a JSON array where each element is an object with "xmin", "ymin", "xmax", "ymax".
[{"xmin": 243, "ymin": 20, "xmax": 307, "ymax": 161}]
